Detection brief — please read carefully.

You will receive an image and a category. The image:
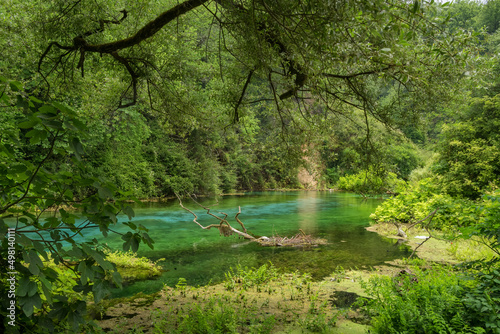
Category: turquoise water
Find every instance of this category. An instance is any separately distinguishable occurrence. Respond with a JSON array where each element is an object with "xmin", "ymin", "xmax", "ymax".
[{"xmin": 95, "ymin": 191, "xmax": 410, "ymax": 298}]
